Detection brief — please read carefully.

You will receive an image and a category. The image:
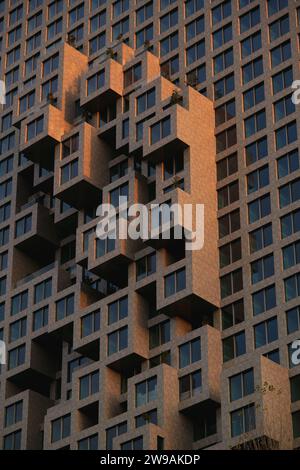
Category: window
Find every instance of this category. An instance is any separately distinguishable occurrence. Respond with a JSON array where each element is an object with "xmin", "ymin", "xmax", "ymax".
[
  {"xmin": 269, "ymin": 14, "xmax": 289, "ymax": 42},
  {"xmin": 0, "ymin": 178, "xmax": 12, "ymax": 199},
  {"xmin": 5, "ymin": 401, "xmax": 23, "ymax": 427},
  {"xmin": 56, "ymin": 294, "xmax": 74, "ymax": 321},
  {"xmin": 285, "ymin": 273, "xmax": 300, "ymax": 302},
  {"xmin": 281, "ymin": 209, "xmax": 300, "ymax": 239},
  {"xmin": 15, "ymin": 214, "xmax": 32, "ymax": 238},
  {"xmin": 136, "ymin": 24, "xmax": 154, "ymax": 48},
  {"xmin": 214, "ymin": 47, "xmax": 233, "ymax": 74},
  {"xmin": 89, "ymin": 31, "xmax": 106, "ymax": 55},
  {"xmin": 79, "ymin": 370, "xmax": 99, "ymax": 399},
  {"xmin": 11, "ymin": 291, "xmax": 28, "ymax": 316},
  {"xmin": 9, "ymin": 5, "xmax": 23, "ymax": 26},
  {"xmin": 254, "ymin": 317, "xmax": 278, "ymax": 348},
  {"xmin": 212, "ymin": 0, "xmax": 231, "ymax": 25},
  {"xmin": 164, "ymin": 268, "xmax": 186, "ymax": 297},
  {"xmin": 69, "ymin": 3, "xmax": 84, "ymax": 26},
  {"xmin": 110, "ymin": 160, "xmax": 128, "ymax": 183},
  {"xmin": 231, "ymin": 404, "xmax": 256, "ymax": 437},
  {"xmin": 34, "ymin": 278, "xmax": 52, "ymax": 304},
  {"xmin": 160, "ymin": 9, "xmax": 178, "ymax": 33},
  {"xmin": 282, "ymin": 241, "xmax": 300, "ymax": 270},
  {"xmin": 95, "ymin": 236, "xmax": 115, "ymax": 258},
  {"xmin": 272, "ymin": 66, "xmax": 293, "ymax": 94},
  {"xmin": 244, "ymin": 109, "xmax": 266, "ymax": 138},
  {"xmin": 48, "ymin": 0, "xmax": 63, "ymax": 19},
  {"xmin": 186, "ymin": 39, "xmax": 205, "ymax": 66},
  {"xmin": 186, "ymin": 16, "xmax": 204, "ymax": 41},
  {"xmin": 216, "ymin": 126, "xmax": 237, "ymax": 153},
  {"xmin": 19, "ymin": 91, "xmax": 35, "ymax": 114},
  {"xmin": 185, "ymin": 0, "xmax": 204, "ymax": 17},
  {"xmin": 243, "ymin": 83, "xmax": 265, "ymax": 111},
  {"xmin": 245, "ymin": 137, "xmax": 268, "ymax": 166},
  {"xmin": 25, "ymin": 53, "xmax": 39, "ymax": 77},
  {"xmin": 161, "ymin": 55, "xmax": 179, "ymax": 78},
  {"xmin": 81, "ymin": 310, "xmax": 100, "ymax": 338},
  {"xmin": 8, "ymin": 344, "xmax": 26, "ymax": 370},
  {"xmin": 221, "ymin": 268, "xmax": 243, "ymax": 299},
  {"xmin": 222, "ymin": 299, "xmax": 244, "ymax": 330},
  {"xmin": 219, "ymin": 239, "xmax": 241, "ymax": 268},
  {"xmin": 218, "ymin": 209, "xmax": 240, "ymax": 238},
  {"xmin": 248, "ymin": 194, "xmax": 271, "ymax": 224},
  {"xmin": 136, "ymin": 2, "xmax": 153, "ymax": 26},
  {"xmin": 124, "ymin": 63, "xmax": 142, "ymax": 87},
  {"xmin": 241, "ymin": 31, "xmax": 261, "ymax": 59},
  {"xmin": 160, "ymin": 32, "xmax": 178, "ymax": 57},
  {"xmin": 9, "ymin": 318, "xmax": 27, "ymax": 342},
  {"xmin": 61, "ymin": 160, "xmax": 79, "ymax": 184},
  {"xmin": 136, "ymin": 253, "xmax": 156, "ymax": 281},
  {"xmin": 112, "ymin": 17, "xmax": 129, "ymax": 41},
  {"xmin": 136, "ymin": 376, "xmax": 157, "ymax": 407},
  {"xmin": 291, "ymin": 375, "xmax": 300, "ymax": 403},
  {"xmin": 151, "ymin": 117, "xmax": 171, "ymax": 145},
  {"xmin": 215, "ymin": 100, "xmax": 236, "ymax": 127},
  {"xmin": 179, "ymin": 338, "xmax": 201, "ymax": 368},
  {"xmin": 26, "ymin": 31, "xmax": 41, "ymax": 54},
  {"xmin": 90, "ymin": 11, "xmax": 106, "ymax": 32},
  {"xmin": 179, "ymin": 370, "xmax": 202, "ymax": 400},
  {"xmin": 27, "ymin": 116, "xmax": 44, "ymax": 141},
  {"xmin": 0, "ymin": 227, "xmax": 9, "ymax": 247},
  {"xmin": 242, "ymin": 57, "xmax": 263, "ymax": 84},
  {"xmin": 279, "ymin": 178, "xmax": 300, "ymax": 208},
  {"xmin": 218, "ymin": 181, "xmax": 239, "ymax": 209},
  {"xmin": 223, "ymin": 331, "xmax": 246, "ymax": 361},
  {"xmin": 135, "ymin": 409, "xmax": 157, "ymax": 428},
  {"xmin": 121, "ymin": 436, "xmax": 143, "ymax": 451},
  {"xmin": 108, "ymin": 297, "xmax": 128, "ymax": 325},
  {"xmin": 3, "ymin": 430, "xmax": 21, "ymax": 450},
  {"xmin": 0, "ymin": 203, "xmax": 11, "ymax": 224},
  {"xmin": 292, "ymin": 411, "xmax": 300, "ymax": 439},
  {"xmin": 110, "ymin": 183, "xmax": 128, "ymax": 207},
  {"xmin": 113, "ymin": 0, "xmax": 129, "ymax": 17},
  {"xmin": 274, "ymin": 95, "xmax": 295, "ymax": 122},
  {"xmin": 251, "ymin": 254, "xmax": 274, "ymax": 284},
  {"xmin": 62, "ymin": 134, "xmax": 79, "ymax": 158},
  {"xmin": 277, "ymin": 149, "xmax": 299, "ymax": 179},
  {"xmin": 149, "ymin": 320, "xmax": 170, "ymax": 349},
  {"xmin": 164, "ymin": 154, "xmax": 184, "ymax": 180},
  {"xmin": 271, "ymin": 40, "xmax": 291, "ymax": 68},
  {"xmin": 0, "ymin": 155, "xmax": 13, "ymax": 177},
  {"xmin": 249, "ymin": 224, "xmax": 273, "ymax": 253},
  {"xmin": 78, "ymin": 434, "xmax": 98, "ymax": 450},
  {"xmin": 252, "ymin": 284, "xmax": 276, "ymax": 315},
  {"xmin": 43, "ymin": 54, "xmax": 59, "ymax": 77},
  {"xmin": 106, "ymin": 422, "xmax": 127, "ymax": 450},
  {"xmin": 193, "ymin": 411, "xmax": 217, "ymax": 441},
  {"xmin": 230, "ymin": 369, "xmax": 254, "ymax": 401},
  {"xmin": 51, "ymin": 414, "xmax": 71, "ymax": 443},
  {"xmin": 213, "ymin": 24, "xmax": 232, "ymax": 51},
  {"xmin": 268, "ymin": 0, "xmax": 288, "ymax": 17},
  {"xmin": 107, "ymin": 326, "xmax": 128, "ymax": 355},
  {"xmin": 240, "ymin": 6, "xmax": 260, "ymax": 33},
  {"xmin": 33, "ymin": 306, "xmax": 49, "ymax": 331}
]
